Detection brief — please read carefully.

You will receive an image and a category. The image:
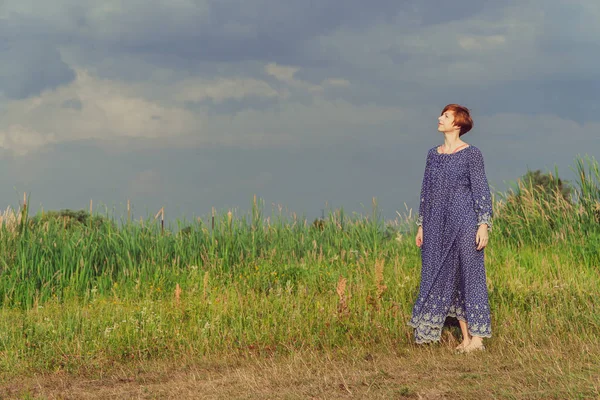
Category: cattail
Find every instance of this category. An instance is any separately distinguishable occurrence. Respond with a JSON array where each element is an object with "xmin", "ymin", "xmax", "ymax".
[
  {"xmin": 336, "ymin": 276, "xmax": 349, "ymax": 317},
  {"xmin": 375, "ymin": 258, "xmax": 387, "ymax": 300},
  {"xmin": 174, "ymin": 283, "xmax": 182, "ymax": 305},
  {"xmin": 203, "ymin": 271, "xmax": 209, "ymax": 300},
  {"xmin": 366, "ymin": 259, "xmax": 387, "ymax": 311}
]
